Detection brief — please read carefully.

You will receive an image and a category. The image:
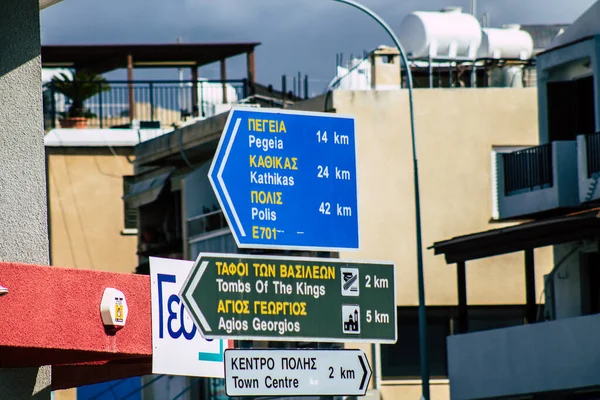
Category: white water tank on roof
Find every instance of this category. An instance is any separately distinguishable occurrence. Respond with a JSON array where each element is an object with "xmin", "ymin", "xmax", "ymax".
[
  {"xmin": 477, "ymin": 24, "xmax": 534, "ymax": 59},
  {"xmin": 398, "ymin": 6, "xmax": 482, "ymax": 59}
]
